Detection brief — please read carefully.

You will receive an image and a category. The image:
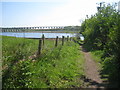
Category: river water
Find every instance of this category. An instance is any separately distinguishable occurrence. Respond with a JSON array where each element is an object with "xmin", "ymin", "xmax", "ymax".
[
  {"xmin": 1, "ymin": 32, "xmax": 84, "ymax": 40},
  {"xmin": 1, "ymin": 32, "xmax": 75, "ymax": 38}
]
